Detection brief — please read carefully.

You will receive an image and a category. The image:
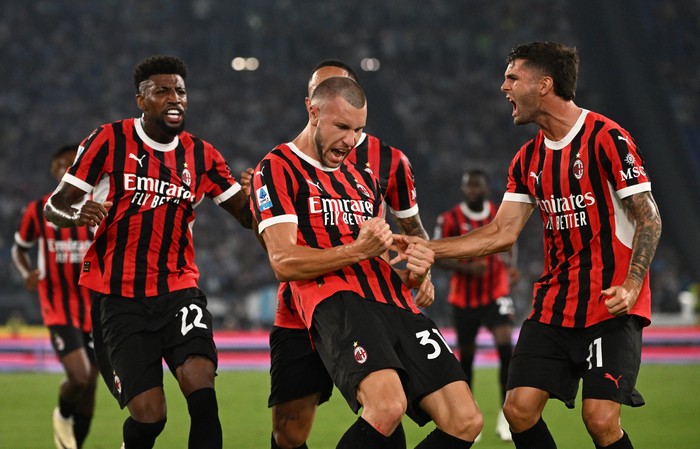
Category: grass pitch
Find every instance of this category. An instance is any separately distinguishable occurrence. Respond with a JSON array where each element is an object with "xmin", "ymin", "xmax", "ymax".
[{"xmin": 1, "ymin": 365, "xmax": 698, "ymax": 448}]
